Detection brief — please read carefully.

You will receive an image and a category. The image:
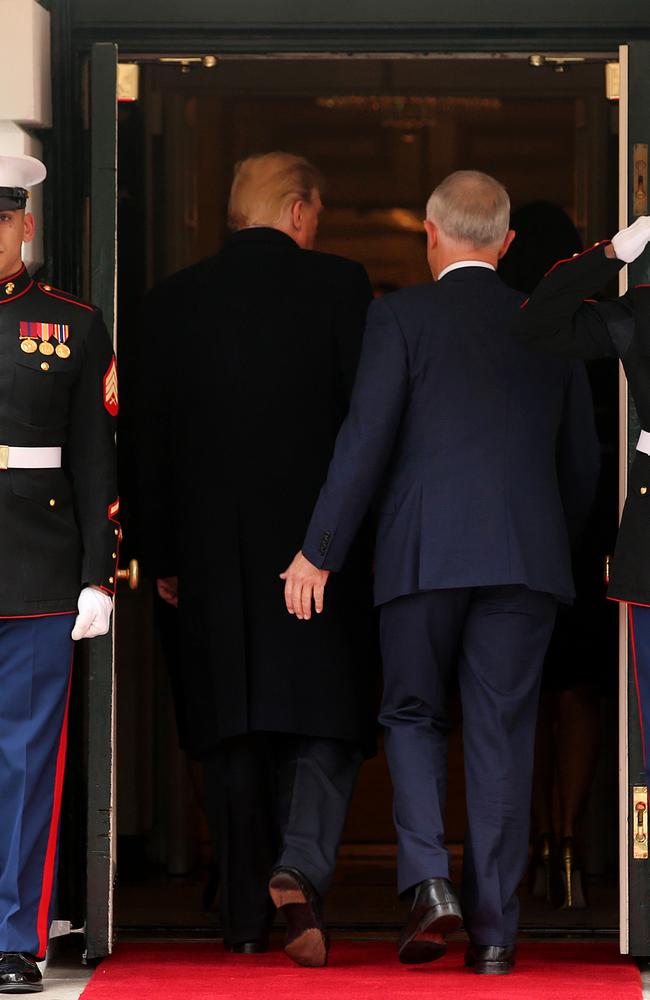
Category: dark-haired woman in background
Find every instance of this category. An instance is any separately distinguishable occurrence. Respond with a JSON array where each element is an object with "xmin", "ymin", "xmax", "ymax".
[{"xmin": 500, "ymin": 202, "xmax": 618, "ymax": 908}]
